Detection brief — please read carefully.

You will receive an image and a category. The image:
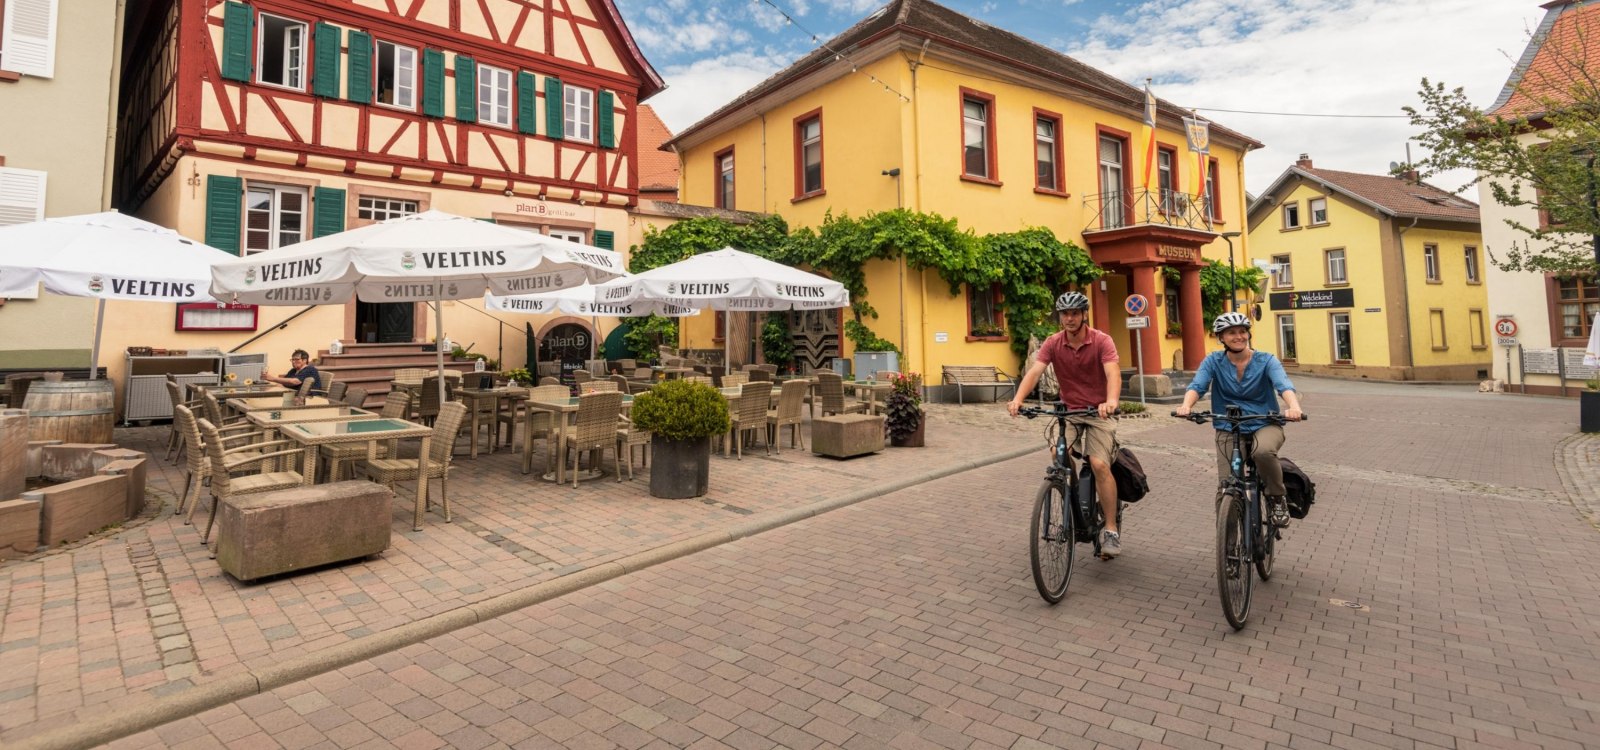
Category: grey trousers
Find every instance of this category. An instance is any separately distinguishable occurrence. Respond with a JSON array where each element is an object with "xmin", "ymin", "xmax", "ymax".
[{"xmin": 1215, "ymin": 425, "xmax": 1286, "ymax": 497}]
